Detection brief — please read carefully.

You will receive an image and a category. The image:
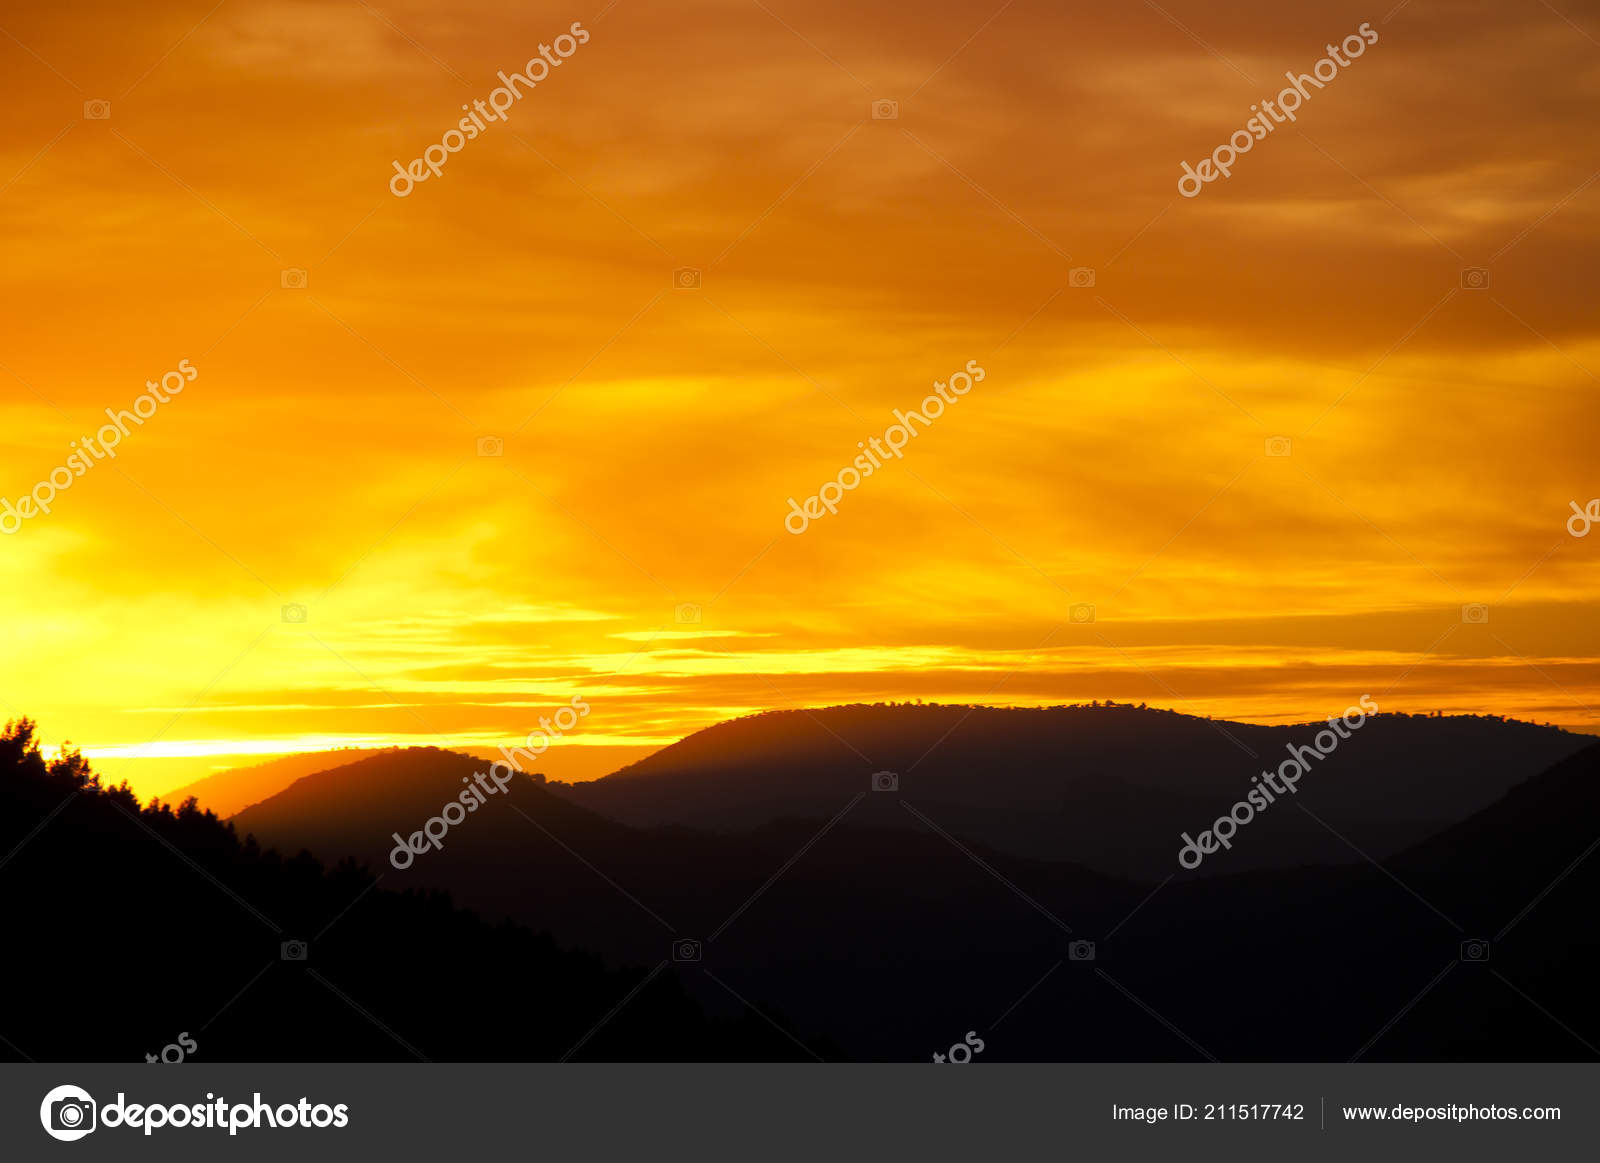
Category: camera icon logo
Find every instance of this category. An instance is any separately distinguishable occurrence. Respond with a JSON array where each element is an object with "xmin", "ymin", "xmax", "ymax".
[
  {"xmin": 1069, "ymin": 603, "xmax": 1096, "ymax": 624},
  {"xmin": 83, "ymin": 100, "xmax": 111, "ymax": 120},
  {"xmin": 673, "ymin": 938, "xmax": 702, "ymax": 962},
  {"xmin": 1265, "ymin": 435, "xmax": 1292, "ymax": 457},
  {"xmin": 674, "ymin": 267, "xmax": 701, "ymax": 290},
  {"xmin": 1068, "ymin": 939, "xmax": 1096, "ymax": 961},
  {"xmin": 1461, "ymin": 603, "xmax": 1489, "ymax": 624},
  {"xmin": 1069, "ymin": 267, "xmax": 1096, "ymax": 288},
  {"xmin": 281, "ymin": 268, "xmax": 308, "ymax": 290},
  {"xmin": 40, "ymin": 1085, "xmax": 97, "ymax": 1141},
  {"xmin": 1460, "ymin": 938, "xmax": 1490, "ymax": 962},
  {"xmin": 281, "ymin": 939, "xmax": 309, "ymax": 961},
  {"xmin": 477, "ymin": 435, "xmax": 504, "ymax": 457},
  {"xmin": 675, "ymin": 602, "xmax": 702, "ymax": 624},
  {"xmin": 871, "ymin": 770, "xmax": 899, "ymax": 792},
  {"xmin": 281, "ymin": 603, "xmax": 308, "ymax": 624},
  {"xmin": 871, "ymin": 99, "xmax": 899, "ymax": 120},
  {"xmin": 1461, "ymin": 267, "xmax": 1490, "ymax": 290}
]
